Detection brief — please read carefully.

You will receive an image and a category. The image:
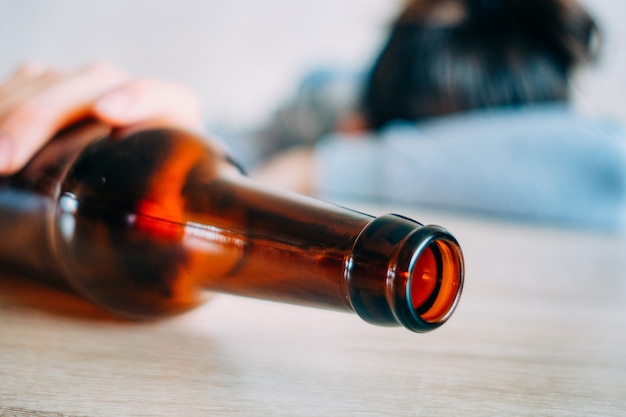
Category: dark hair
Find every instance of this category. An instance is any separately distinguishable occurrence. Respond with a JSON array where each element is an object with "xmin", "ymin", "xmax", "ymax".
[{"xmin": 361, "ymin": 0, "xmax": 599, "ymax": 130}]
